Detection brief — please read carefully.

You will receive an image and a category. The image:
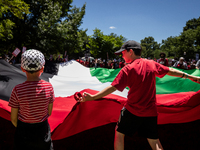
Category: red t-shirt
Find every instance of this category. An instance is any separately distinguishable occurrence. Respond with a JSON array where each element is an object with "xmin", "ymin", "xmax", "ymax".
[
  {"xmin": 158, "ymin": 58, "xmax": 168, "ymax": 66},
  {"xmin": 8, "ymin": 80, "xmax": 55, "ymax": 123},
  {"xmin": 111, "ymin": 58, "xmax": 169, "ymax": 117},
  {"xmin": 100, "ymin": 63, "xmax": 104, "ymax": 68}
]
